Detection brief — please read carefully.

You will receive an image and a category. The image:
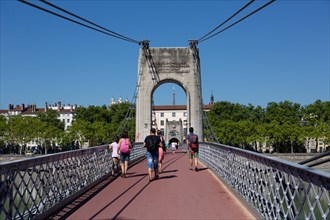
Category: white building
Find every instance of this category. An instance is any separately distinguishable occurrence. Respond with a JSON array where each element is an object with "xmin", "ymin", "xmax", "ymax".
[
  {"xmin": 1, "ymin": 102, "xmax": 78, "ymax": 148},
  {"xmin": 151, "ymin": 104, "xmax": 213, "ymax": 143},
  {"xmin": 2, "ymin": 102, "xmax": 77, "ymax": 130}
]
